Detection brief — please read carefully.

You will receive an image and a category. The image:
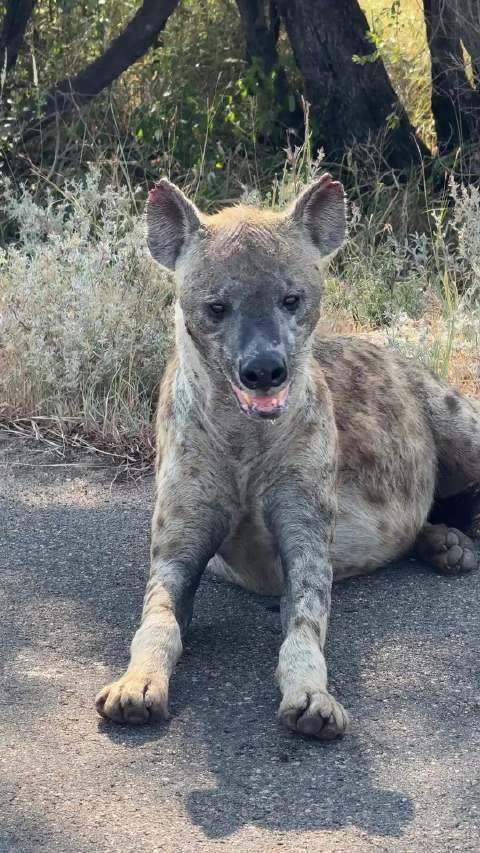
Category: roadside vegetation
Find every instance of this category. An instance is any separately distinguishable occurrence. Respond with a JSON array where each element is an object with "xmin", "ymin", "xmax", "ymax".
[{"xmin": 1, "ymin": 0, "xmax": 479, "ymax": 468}]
